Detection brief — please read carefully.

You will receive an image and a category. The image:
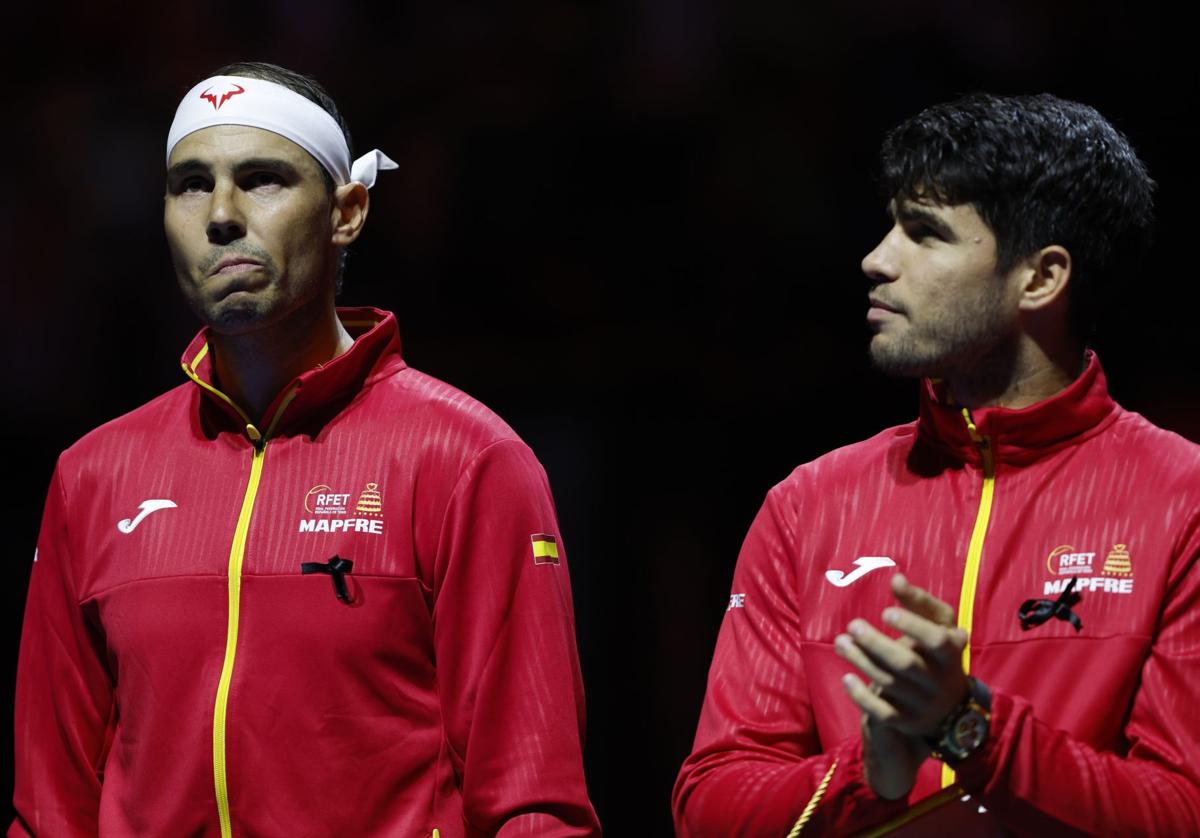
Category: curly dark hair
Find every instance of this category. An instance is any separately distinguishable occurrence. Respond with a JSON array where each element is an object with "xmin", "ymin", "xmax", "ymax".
[
  {"xmin": 210, "ymin": 61, "xmax": 355, "ymax": 290},
  {"xmin": 879, "ymin": 93, "xmax": 1155, "ymax": 340}
]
